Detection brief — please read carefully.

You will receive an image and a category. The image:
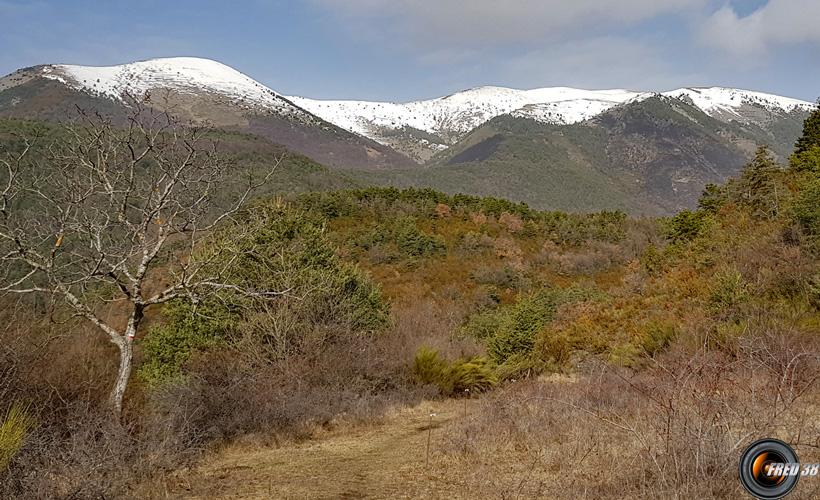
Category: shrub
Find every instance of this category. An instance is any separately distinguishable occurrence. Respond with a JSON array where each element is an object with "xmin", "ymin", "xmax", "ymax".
[
  {"xmin": 393, "ymin": 217, "xmax": 446, "ymax": 257},
  {"xmin": 809, "ymin": 274, "xmax": 820, "ymax": 311},
  {"xmin": 413, "ymin": 347, "xmax": 450, "ymax": 388},
  {"xmin": 447, "ymin": 357, "xmax": 498, "ymax": 394},
  {"xmin": 639, "ymin": 321, "xmax": 677, "ymax": 357},
  {"xmin": 640, "ymin": 244, "xmax": 666, "ymax": 276},
  {"xmin": 412, "ymin": 347, "xmax": 497, "ymax": 395},
  {"xmin": 709, "ymin": 268, "xmax": 749, "ymax": 311},
  {"xmin": 791, "ymin": 178, "xmax": 820, "ymax": 248},
  {"xmin": 663, "ymin": 210, "xmax": 711, "ymax": 243},
  {"xmin": 141, "ymin": 204, "xmax": 389, "ymax": 387},
  {"xmin": 463, "ymin": 287, "xmax": 598, "ymax": 366},
  {"xmin": 139, "ymin": 301, "xmax": 231, "ymax": 387},
  {"xmin": 460, "ymin": 231, "xmax": 495, "ymax": 253},
  {"xmin": 789, "ymin": 146, "xmax": 820, "ymax": 174},
  {"xmin": 470, "ymin": 265, "xmax": 525, "ymax": 290},
  {"xmin": 698, "ymin": 183, "xmax": 727, "ymax": 214},
  {"xmin": 0, "ymin": 403, "xmax": 34, "ymax": 471}
]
